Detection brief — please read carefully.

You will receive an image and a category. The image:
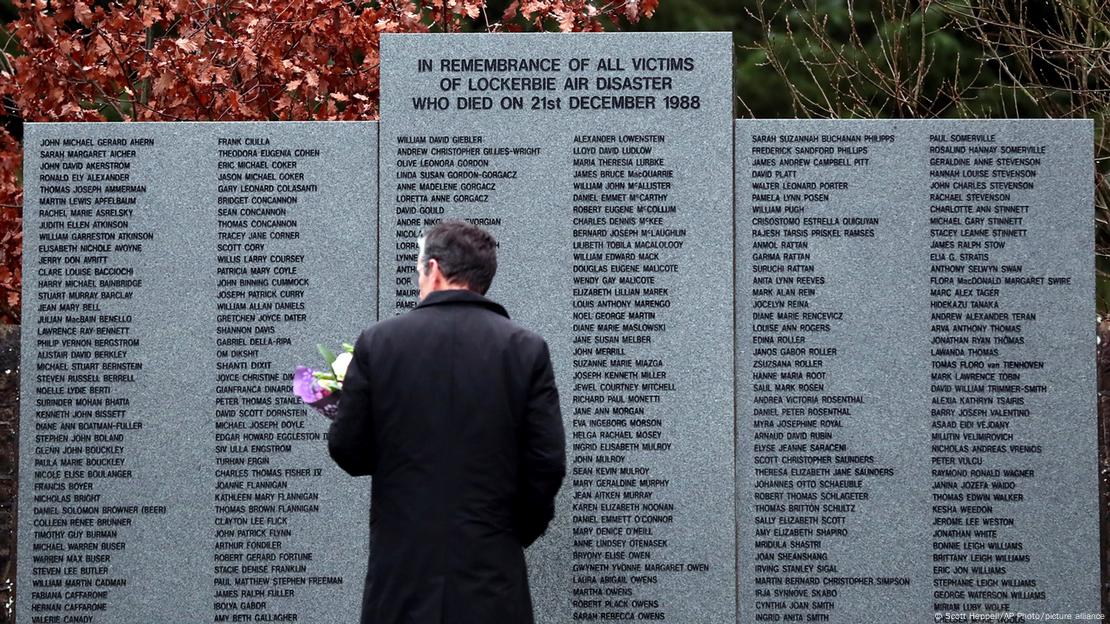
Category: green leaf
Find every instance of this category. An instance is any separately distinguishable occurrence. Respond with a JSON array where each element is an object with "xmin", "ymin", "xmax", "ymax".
[
  {"xmin": 341, "ymin": 342, "xmax": 355, "ymax": 353},
  {"xmin": 317, "ymin": 344, "xmax": 336, "ymax": 368}
]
